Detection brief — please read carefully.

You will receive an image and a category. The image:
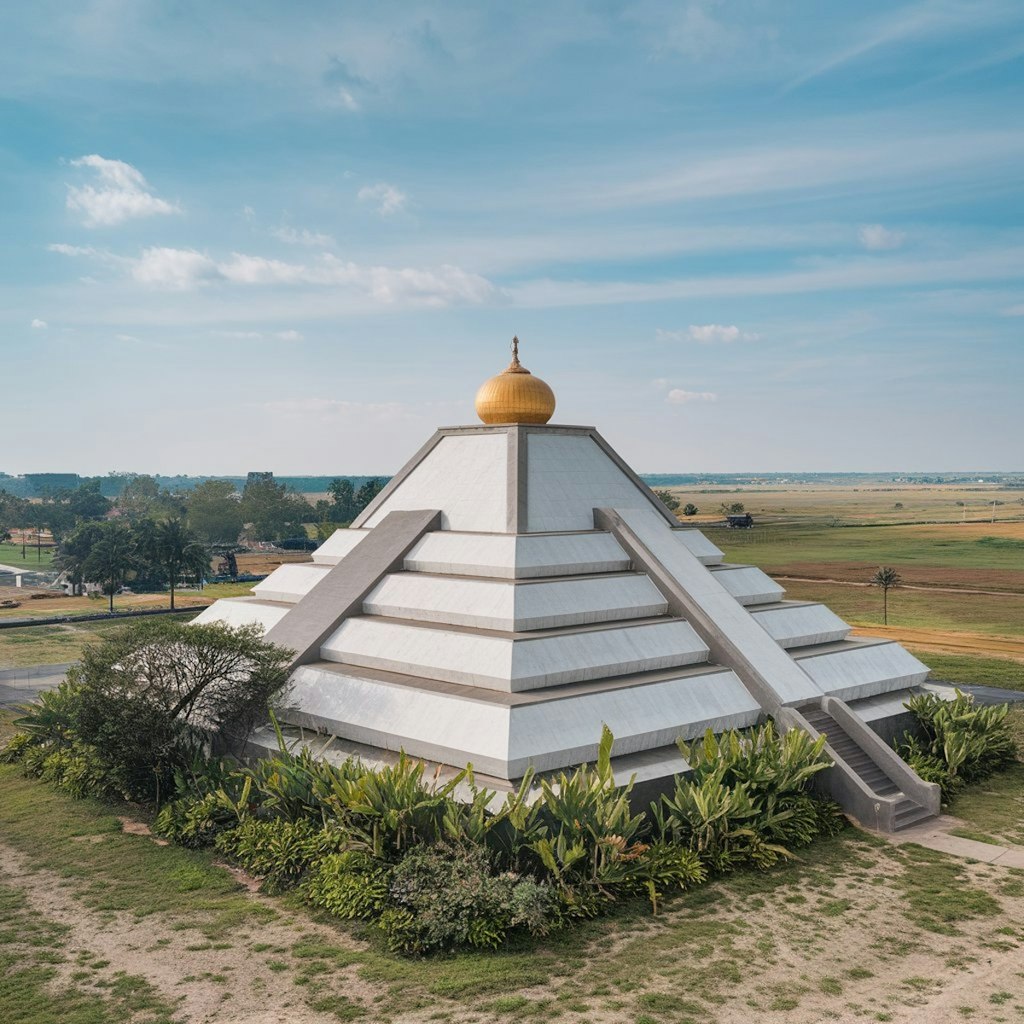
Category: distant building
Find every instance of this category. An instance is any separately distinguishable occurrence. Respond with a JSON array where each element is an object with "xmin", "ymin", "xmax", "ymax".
[{"xmin": 726, "ymin": 513, "xmax": 754, "ymax": 528}]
